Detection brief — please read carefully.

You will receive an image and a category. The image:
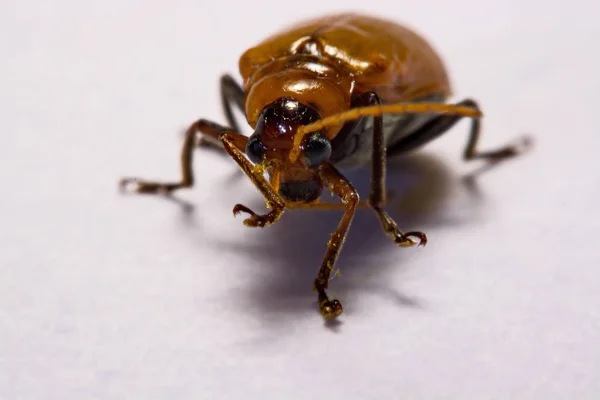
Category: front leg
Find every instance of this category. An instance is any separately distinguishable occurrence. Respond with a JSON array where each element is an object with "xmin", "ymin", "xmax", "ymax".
[
  {"xmin": 313, "ymin": 163, "xmax": 359, "ymax": 319},
  {"xmin": 220, "ymin": 132, "xmax": 286, "ymax": 228}
]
